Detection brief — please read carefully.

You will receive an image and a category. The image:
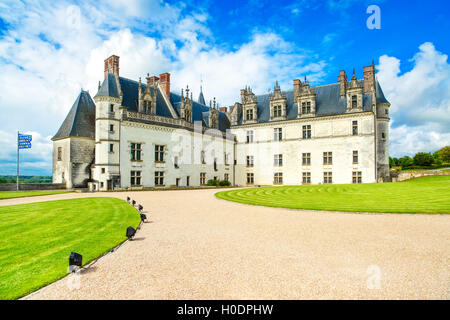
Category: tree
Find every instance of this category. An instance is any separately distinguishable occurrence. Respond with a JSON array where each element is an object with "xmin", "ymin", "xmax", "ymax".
[
  {"xmin": 399, "ymin": 156, "xmax": 413, "ymax": 168},
  {"xmin": 438, "ymin": 146, "xmax": 450, "ymax": 162},
  {"xmin": 413, "ymin": 152, "xmax": 434, "ymax": 166}
]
